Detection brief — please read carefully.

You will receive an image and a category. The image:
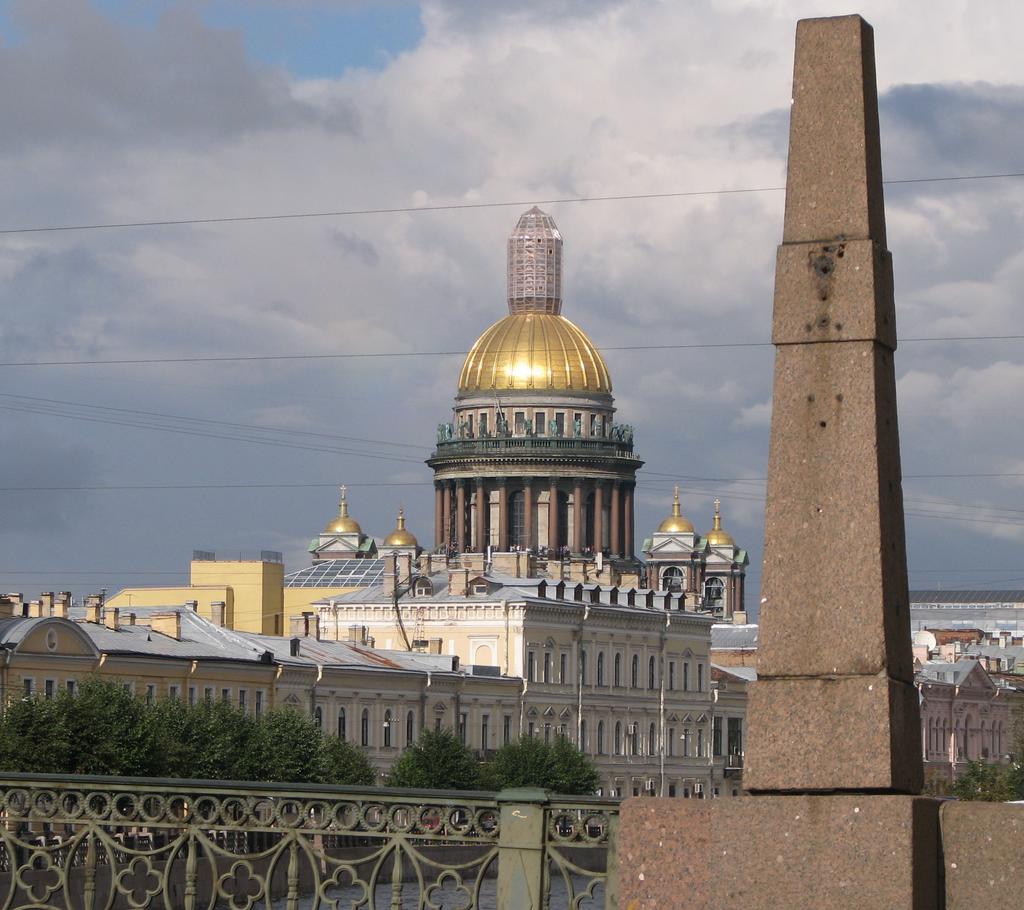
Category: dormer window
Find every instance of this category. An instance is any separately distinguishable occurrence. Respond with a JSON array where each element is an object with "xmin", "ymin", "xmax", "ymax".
[{"xmin": 413, "ymin": 578, "xmax": 433, "ymax": 597}]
